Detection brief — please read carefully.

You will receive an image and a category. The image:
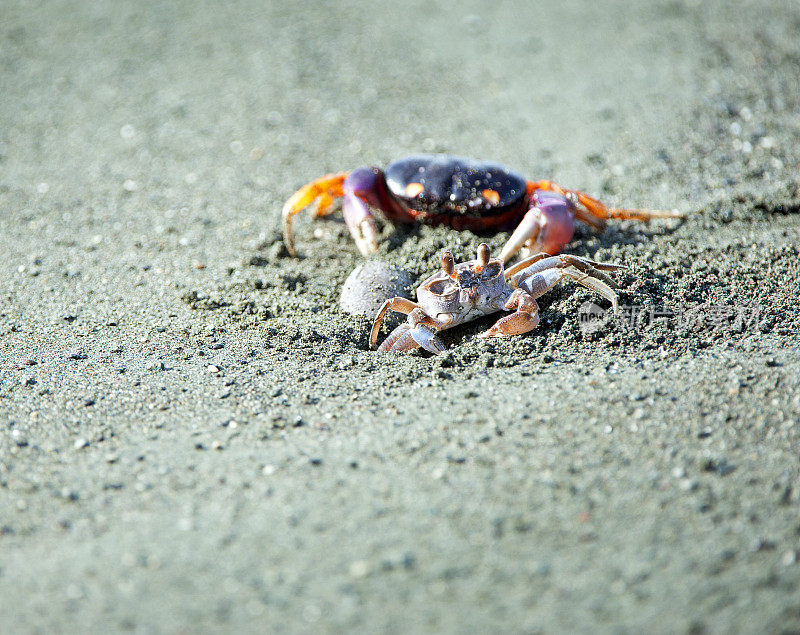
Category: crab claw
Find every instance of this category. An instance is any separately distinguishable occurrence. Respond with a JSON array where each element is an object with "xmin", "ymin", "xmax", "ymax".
[
  {"xmin": 376, "ymin": 322, "xmax": 445, "ymax": 354},
  {"xmin": 343, "ymin": 192, "xmax": 379, "ymax": 256},
  {"xmin": 499, "ymin": 191, "xmax": 575, "ymax": 263},
  {"xmin": 408, "ymin": 323, "xmax": 446, "ymax": 355}
]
